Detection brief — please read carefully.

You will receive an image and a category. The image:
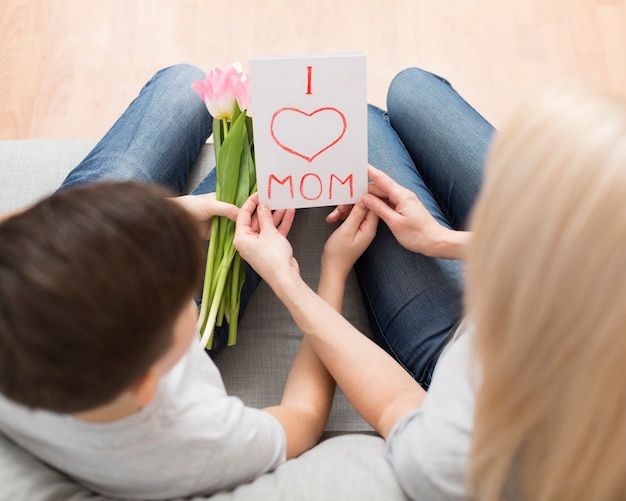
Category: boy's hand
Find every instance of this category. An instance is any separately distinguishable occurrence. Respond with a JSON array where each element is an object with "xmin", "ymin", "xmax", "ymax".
[
  {"xmin": 325, "ymin": 203, "xmax": 354, "ymax": 224},
  {"xmin": 233, "ymin": 193, "xmax": 298, "ymax": 285},
  {"xmin": 322, "ymin": 202, "xmax": 378, "ymax": 279},
  {"xmin": 172, "ymin": 193, "xmax": 239, "ymax": 240}
]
